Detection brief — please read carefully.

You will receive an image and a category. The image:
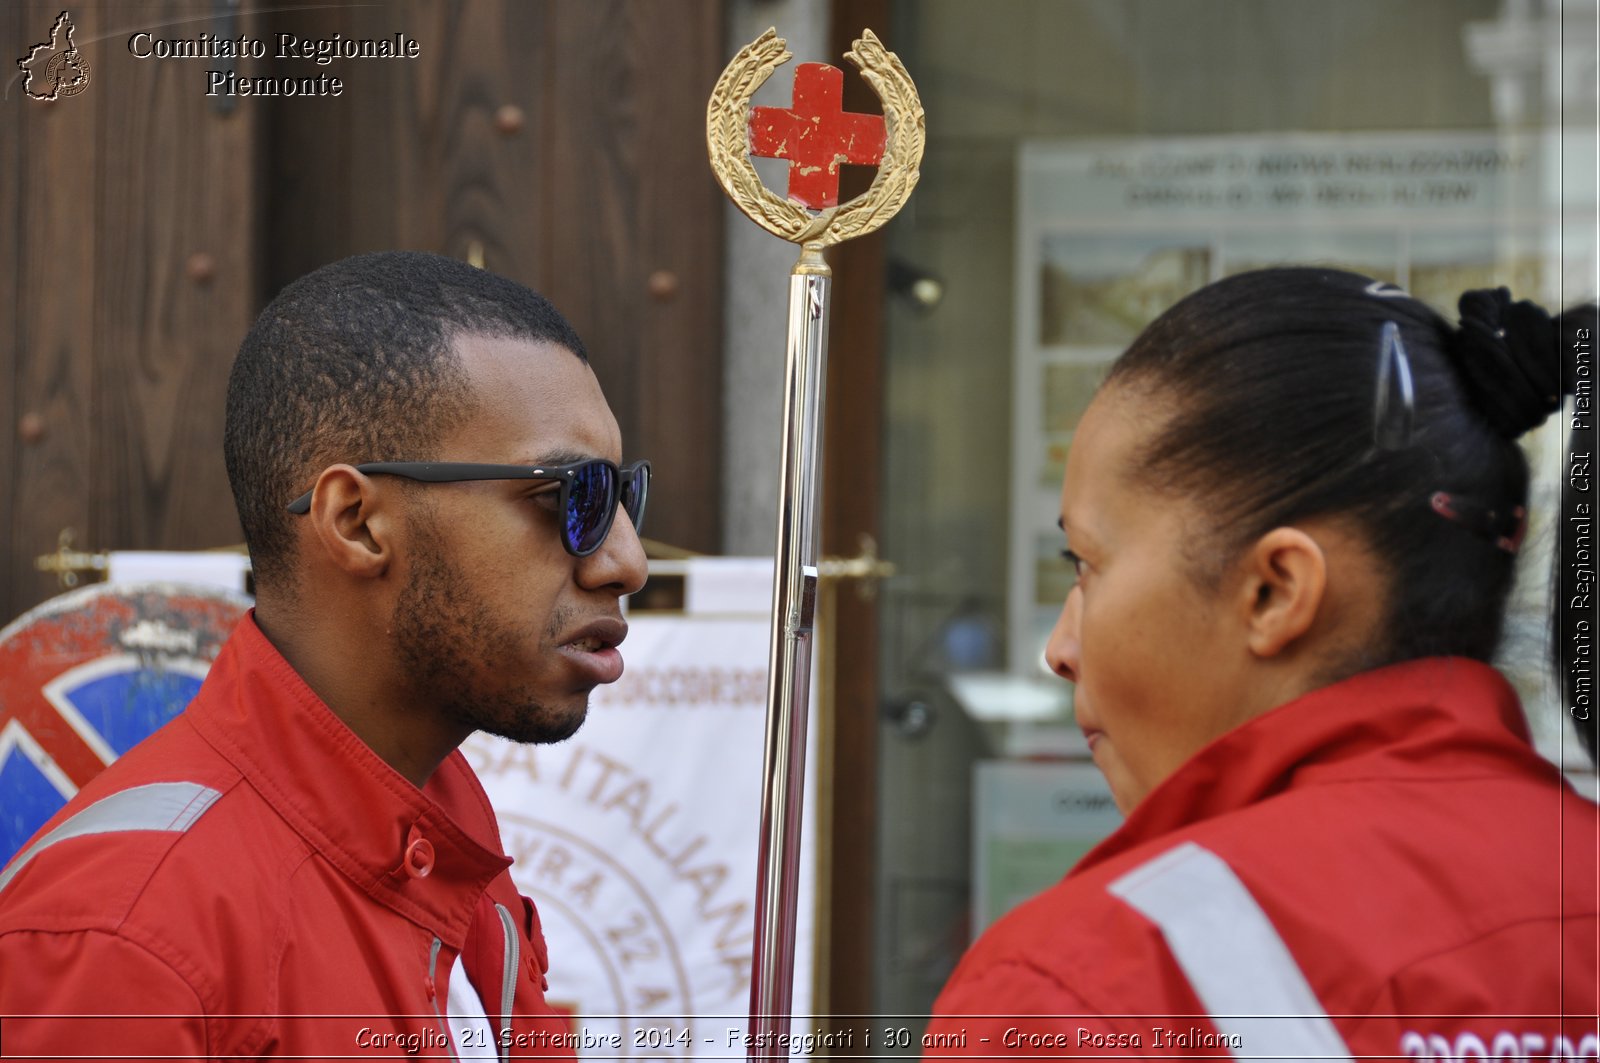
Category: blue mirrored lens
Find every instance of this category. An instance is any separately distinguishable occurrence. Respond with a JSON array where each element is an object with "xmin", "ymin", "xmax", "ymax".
[{"xmin": 566, "ymin": 462, "xmax": 617, "ymax": 554}]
